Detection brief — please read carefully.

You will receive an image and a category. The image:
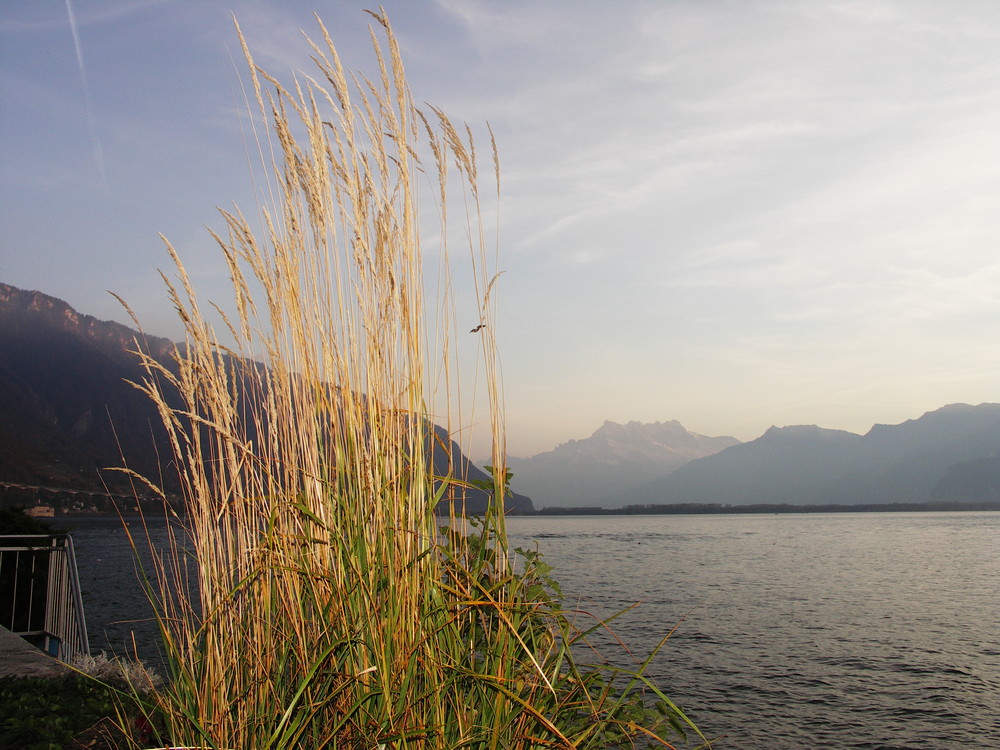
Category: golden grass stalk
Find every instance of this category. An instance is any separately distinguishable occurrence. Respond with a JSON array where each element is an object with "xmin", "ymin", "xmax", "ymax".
[{"xmin": 122, "ymin": 10, "xmax": 704, "ymax": 749}]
